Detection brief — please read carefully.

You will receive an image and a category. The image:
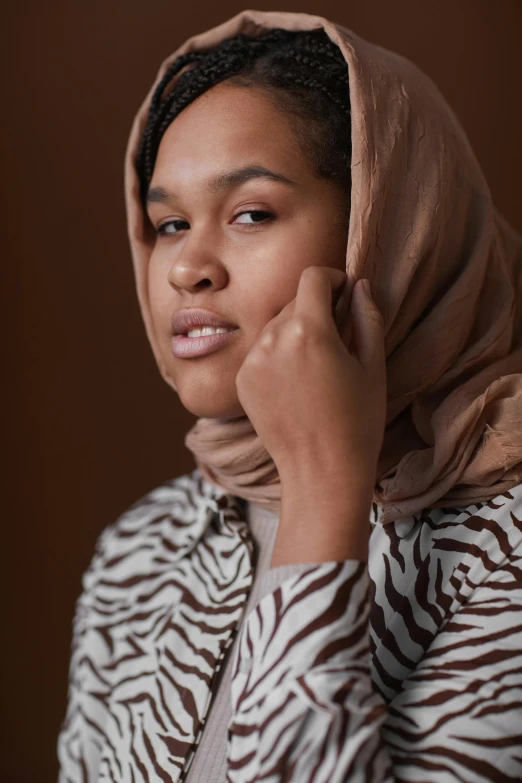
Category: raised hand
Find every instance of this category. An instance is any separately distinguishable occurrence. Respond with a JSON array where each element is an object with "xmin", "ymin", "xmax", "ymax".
[{"xmin": 235, "ymin": 265, "xmax": 387, "ymax": 565}]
